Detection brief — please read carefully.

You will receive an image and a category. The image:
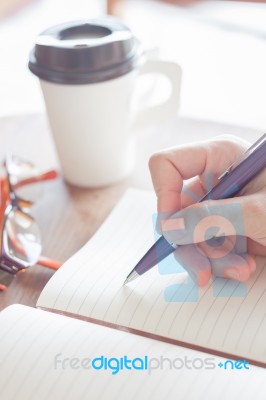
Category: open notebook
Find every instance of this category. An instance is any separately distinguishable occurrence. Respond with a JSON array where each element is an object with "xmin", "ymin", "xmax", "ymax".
[{"xmin": 1, "ymin": 189, "xmax": 266, "ymax": 400}]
